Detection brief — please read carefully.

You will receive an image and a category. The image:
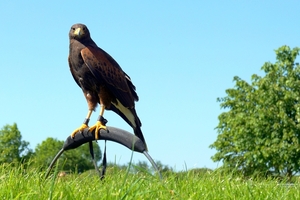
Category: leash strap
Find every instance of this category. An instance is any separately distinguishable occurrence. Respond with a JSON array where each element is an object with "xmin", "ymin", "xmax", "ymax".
[{"xmin": 101, "ymin": 140, "xmax": 107, "ymax": 180}]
